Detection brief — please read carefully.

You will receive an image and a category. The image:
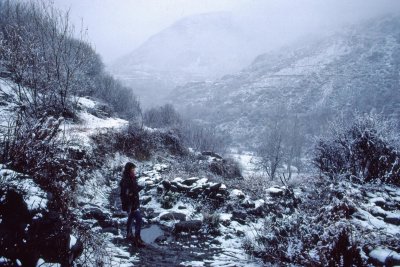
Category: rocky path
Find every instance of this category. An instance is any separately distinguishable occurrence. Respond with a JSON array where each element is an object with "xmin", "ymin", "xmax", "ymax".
[{"xmin": 82, "ymin": 163, "xmax": 265, "ymax": 267}]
